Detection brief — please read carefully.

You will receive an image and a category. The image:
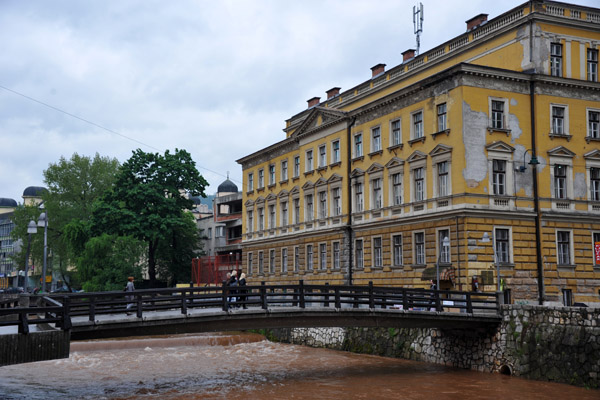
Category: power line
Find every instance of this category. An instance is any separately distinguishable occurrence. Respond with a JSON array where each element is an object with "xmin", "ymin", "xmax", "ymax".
[{"xmin": 0, "ymin": 84, "xmax": 241, "ymax": 185}]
